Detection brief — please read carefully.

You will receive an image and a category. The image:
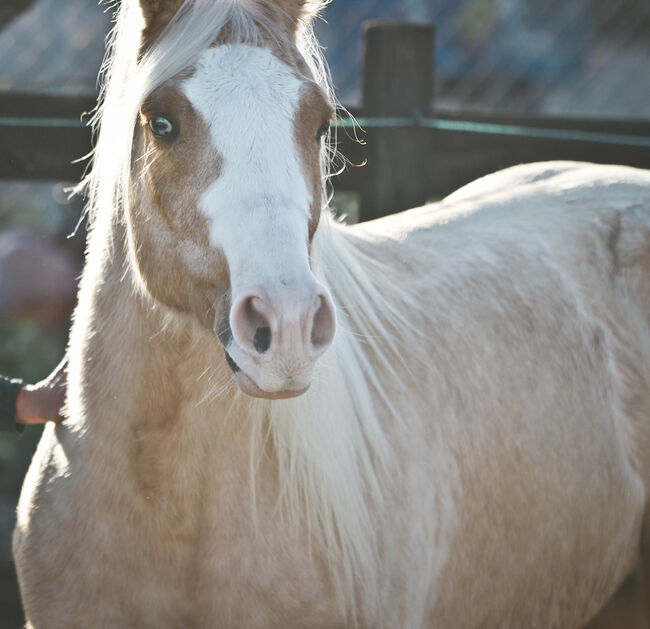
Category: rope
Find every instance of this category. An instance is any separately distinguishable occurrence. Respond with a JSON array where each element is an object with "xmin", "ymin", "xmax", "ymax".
[{"xmin": 1, "ymin": 115, "xmax": 649, "ymax": 148}]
